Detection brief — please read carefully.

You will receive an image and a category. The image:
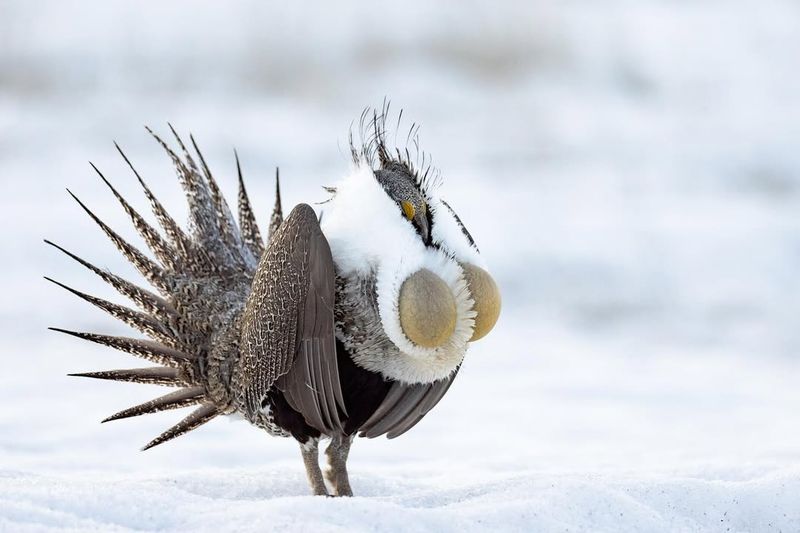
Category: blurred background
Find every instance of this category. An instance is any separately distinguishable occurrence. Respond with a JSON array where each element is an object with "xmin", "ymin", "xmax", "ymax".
[{"xmin": 1, "ymin": 0, "xmax": 799, "ymax": 526}]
